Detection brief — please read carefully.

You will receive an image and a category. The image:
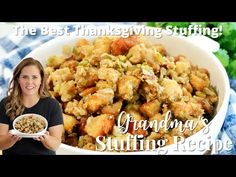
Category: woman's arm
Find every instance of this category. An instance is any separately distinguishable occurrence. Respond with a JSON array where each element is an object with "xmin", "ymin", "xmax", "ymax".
[
  {"xmin": 37, "ymin": 124, "xmax": 64, "ymax": 151},
  {"xmin": 0, "ymin": 123, "xmax": 21, "ymax": 150}
]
